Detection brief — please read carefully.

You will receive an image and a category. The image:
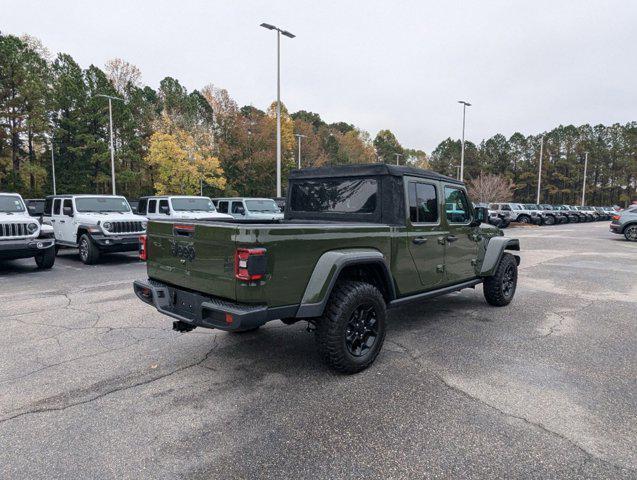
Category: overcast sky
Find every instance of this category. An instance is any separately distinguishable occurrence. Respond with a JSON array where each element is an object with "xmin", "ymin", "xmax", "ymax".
[{"xmin": 3, "ymin": 0, "xmax": 636, "ymax": 152}]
